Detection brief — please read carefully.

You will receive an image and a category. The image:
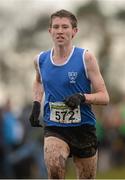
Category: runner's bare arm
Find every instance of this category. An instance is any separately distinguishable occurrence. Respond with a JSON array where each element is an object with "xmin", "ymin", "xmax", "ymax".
[
  {"xmin": 33, "ymin": 57, "xmax": 44, "ymax": 103},
  {"xmin": 84, "ymin": 51, "xmax": 109, "ymax": 105}
]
